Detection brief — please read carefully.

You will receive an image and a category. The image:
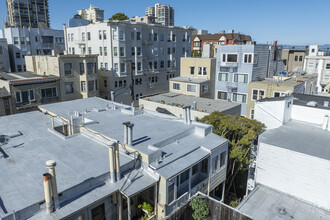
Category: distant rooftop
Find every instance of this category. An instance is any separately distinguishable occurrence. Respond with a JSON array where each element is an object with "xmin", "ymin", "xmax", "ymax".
[
  {"xmin": 238, "ymin": 186, "xmax": 330, "ymax": 220},
  {"xmin": 170, "ymin": 77, "xmax": 209, "ymax": 84},
  {"xmin": 193, "ymin": 33, "xmax": 252, "ymax": 41},
  {"xmin": 292, "ymin": 93, "xmax": 330, "ymax": 110},
  {"xmin": 0, "ymin": 72, "xmax": 59, "ymax": 85},
  {"xmin": 144, "ymin": 92, "xmax": 241, "ymax": 115}
]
